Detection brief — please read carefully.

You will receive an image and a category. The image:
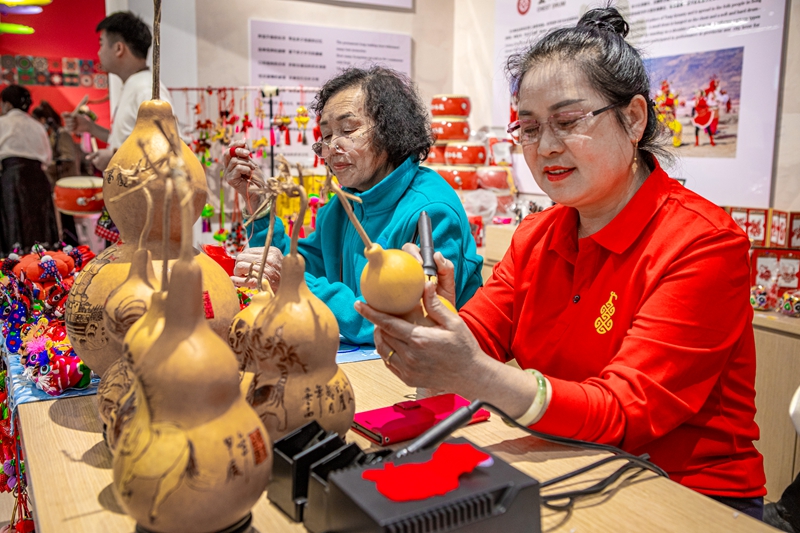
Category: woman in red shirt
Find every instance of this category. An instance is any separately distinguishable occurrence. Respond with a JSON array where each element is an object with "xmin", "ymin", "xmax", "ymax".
[{"xmin": 356, "ymin": 6, "xmax": 766, "ymax": 519}]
